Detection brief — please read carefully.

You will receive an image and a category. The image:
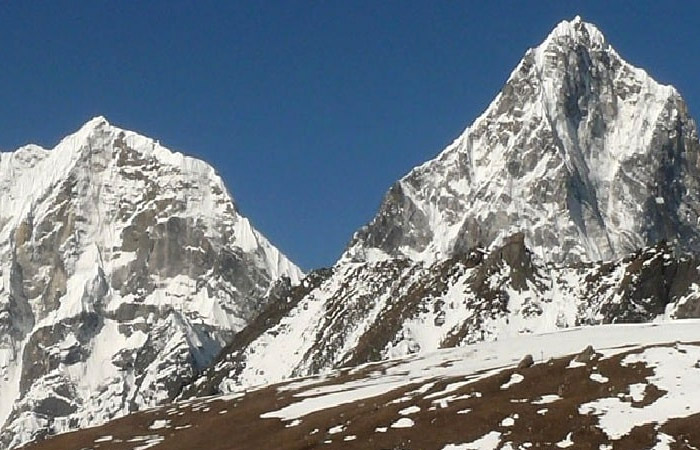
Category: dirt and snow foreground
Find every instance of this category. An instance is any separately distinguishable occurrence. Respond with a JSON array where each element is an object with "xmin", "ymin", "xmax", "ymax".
[{"xmin": 24, "ymin": 320, "xmax": 700, "ymax": 449}]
